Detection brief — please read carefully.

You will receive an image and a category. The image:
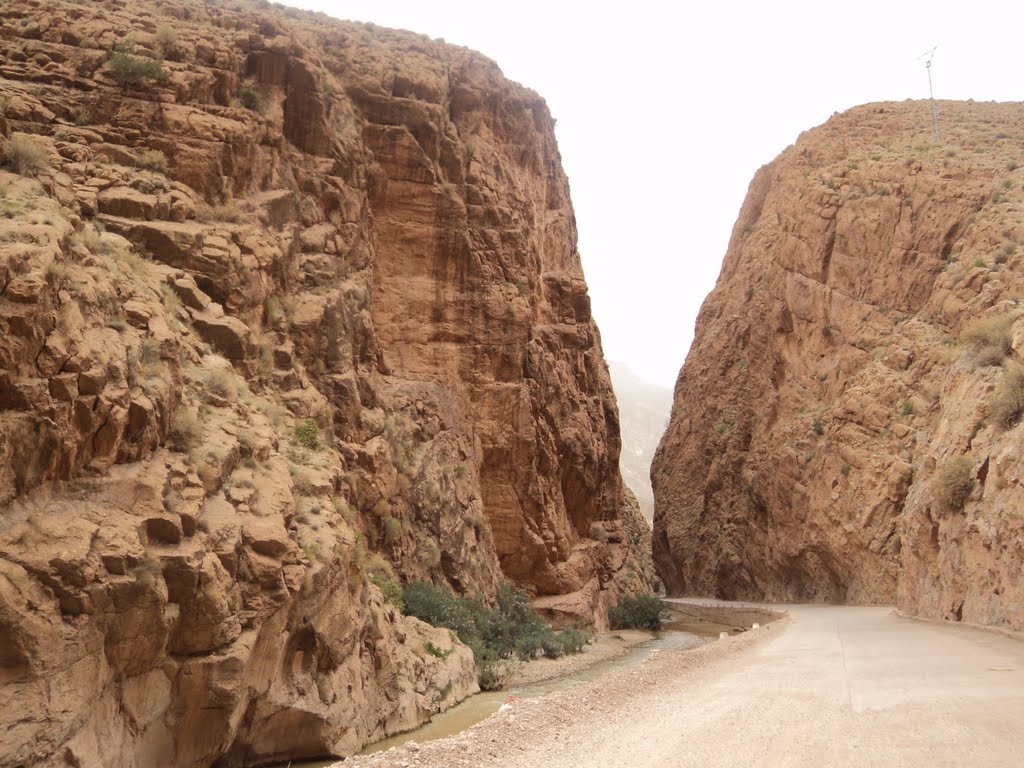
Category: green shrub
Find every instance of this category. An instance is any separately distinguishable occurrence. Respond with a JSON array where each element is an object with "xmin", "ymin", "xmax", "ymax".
[
  {"xmin": 424, "ymin": 641, "xmax": 451, "ymax": 660},
  {"xmin": 3, "ymin": 134, "xmax": 49, "ymax": 176},
  {"xmin": 608, "ymin": 595, "xmax": 665, "ymax": 631},
  {"xmin": 402, "ymin": 581, "xmax": 591, "ymax": 689},
  {"xmin": 108, "ymin": 40, "xmax": 168, "ymax": 87},
  {"xmin": 238, "ymin": 79, "xmax": 265, "ymax": 112},
  {"xmin": 931, "ymin": 456, "xmax": 975, "ymax": 513},
  {"xmin": 988, "ymin": 366, "xmax": 1024, "ymax": 429},
  {"xmin": 294, "ymin": 419, "xmax": 320, "ymax": 449},
  {"xmin": 366, "ymin": 553, "xmax": 403, "ymax": 611},
  {"xmin": 368, "ymin": 571, "xmax": 404, "ymax": 611}
]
